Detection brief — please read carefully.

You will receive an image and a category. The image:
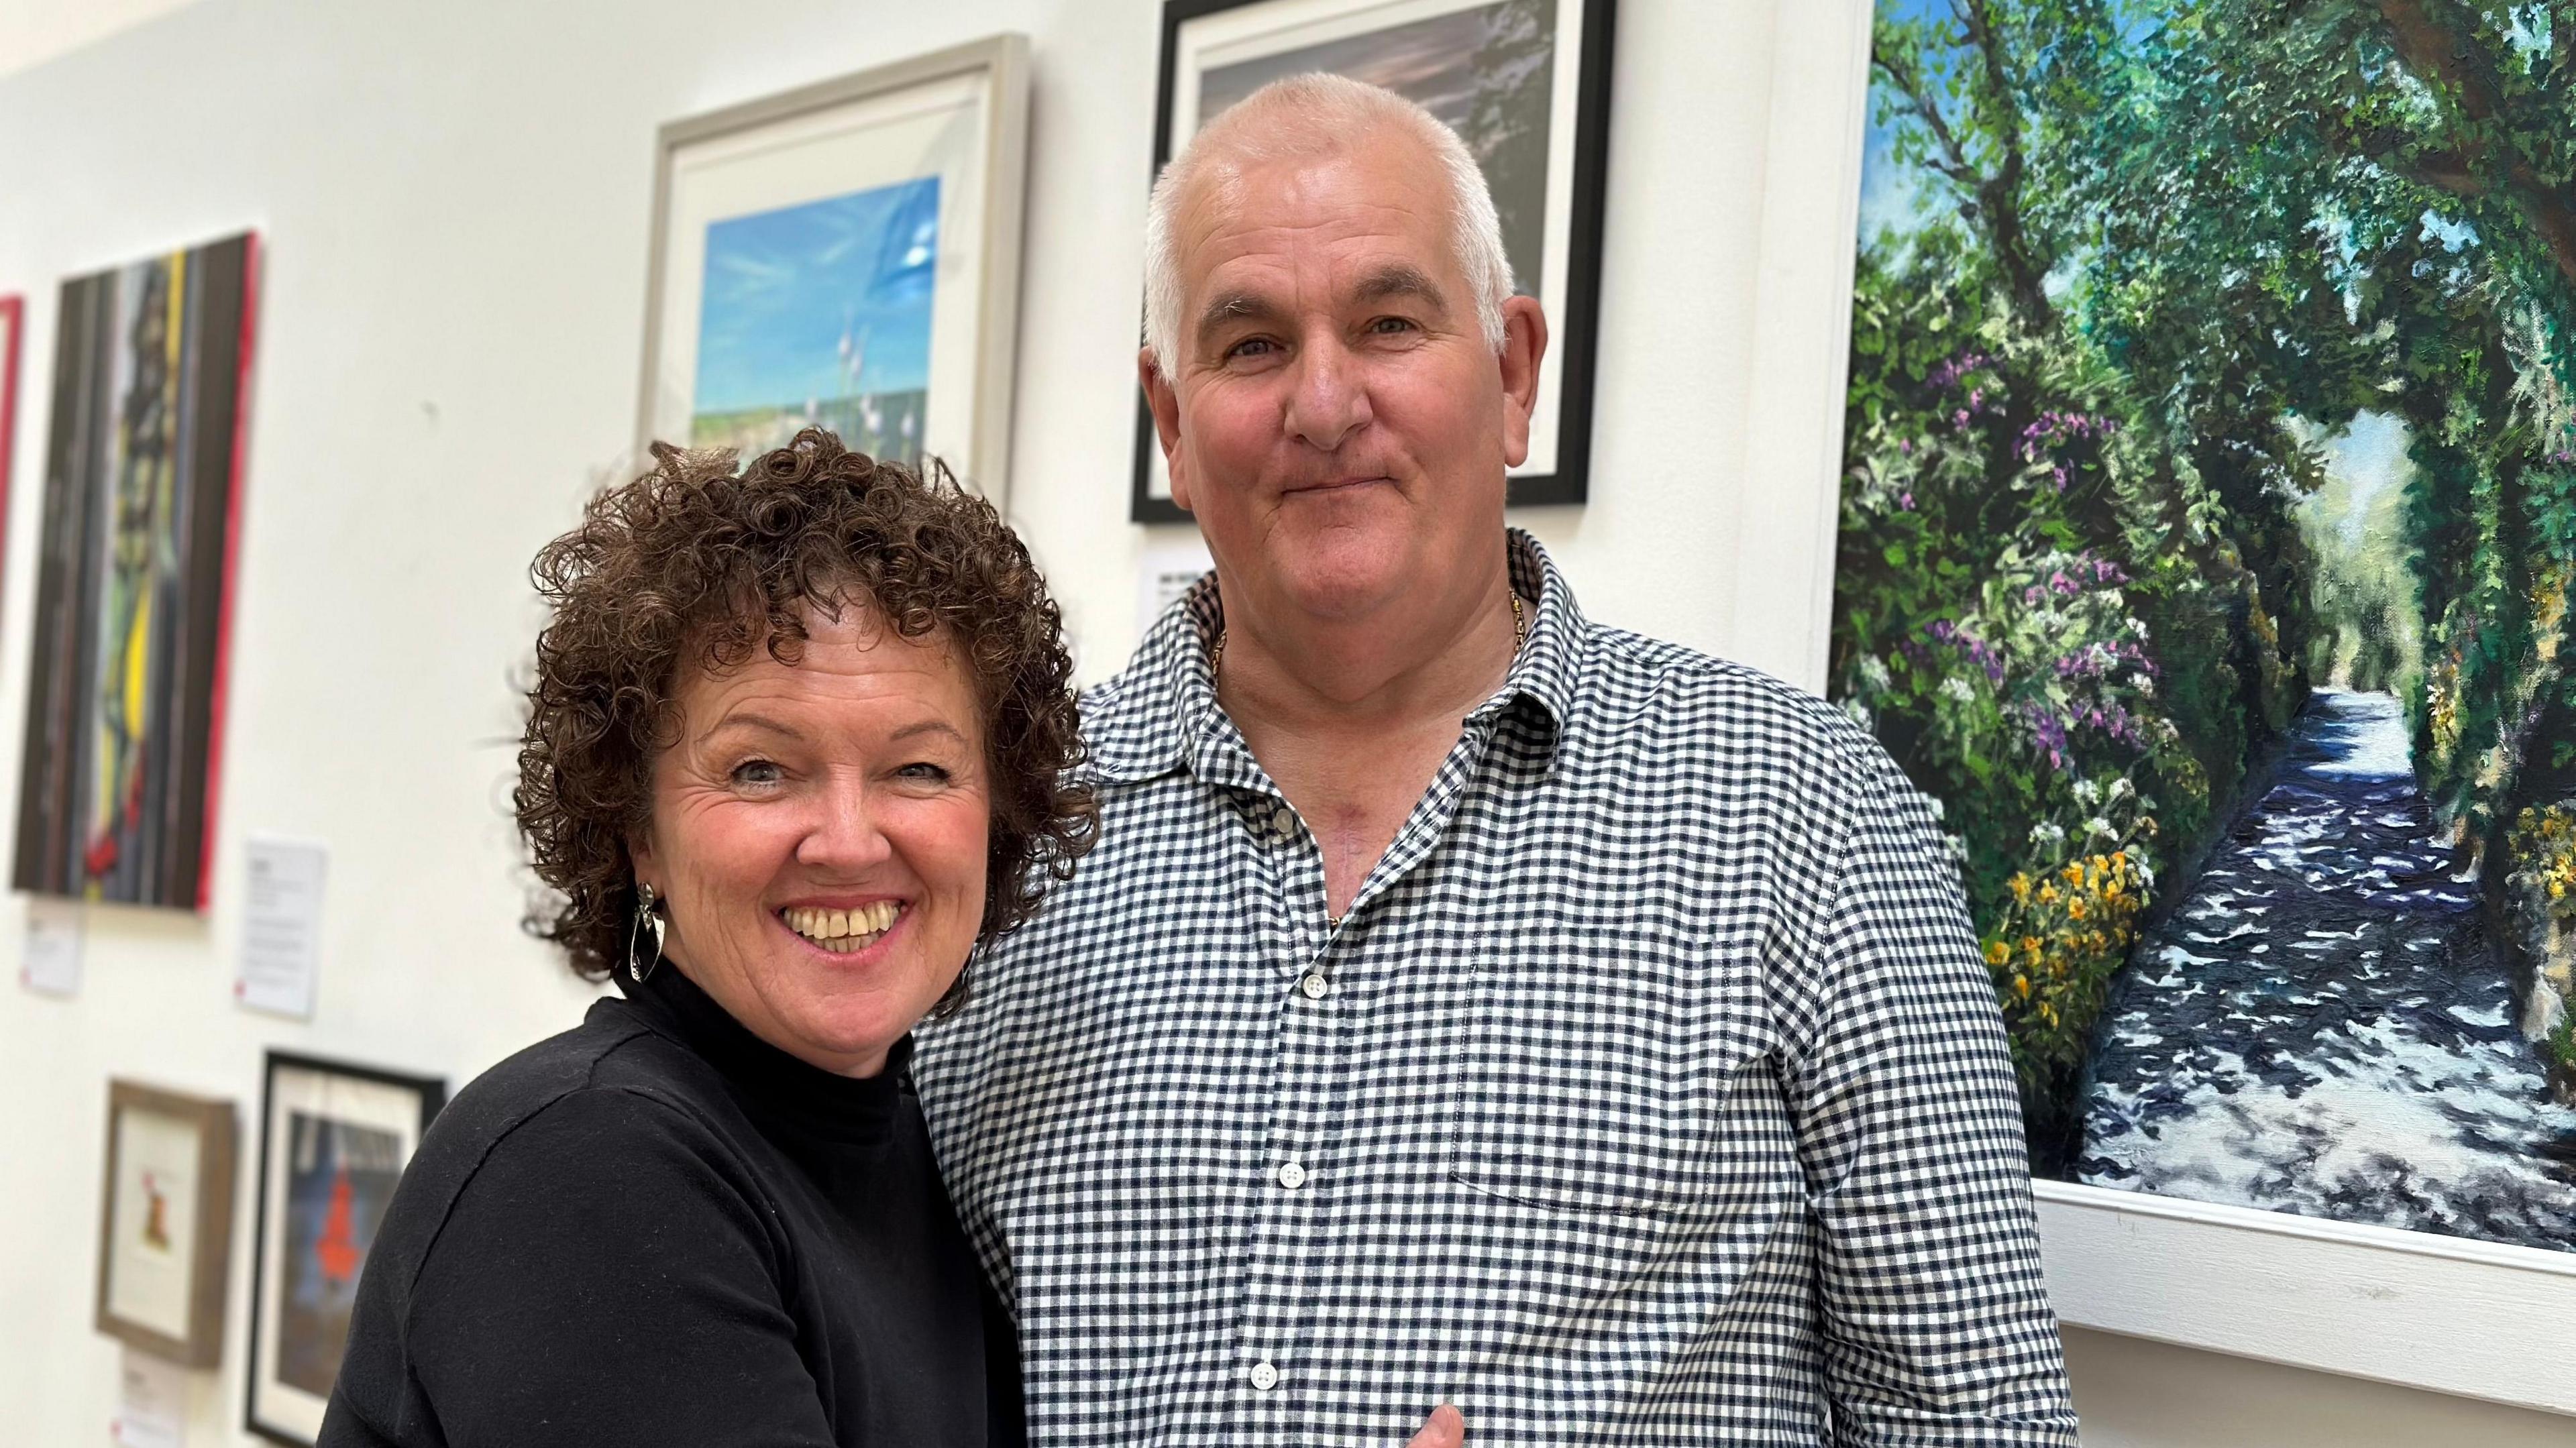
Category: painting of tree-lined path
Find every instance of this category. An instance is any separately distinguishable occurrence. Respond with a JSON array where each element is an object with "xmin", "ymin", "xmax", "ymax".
[{"xmin": 1830, "ymin": 0, "xmax": 2576, "ymax": 1250}]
